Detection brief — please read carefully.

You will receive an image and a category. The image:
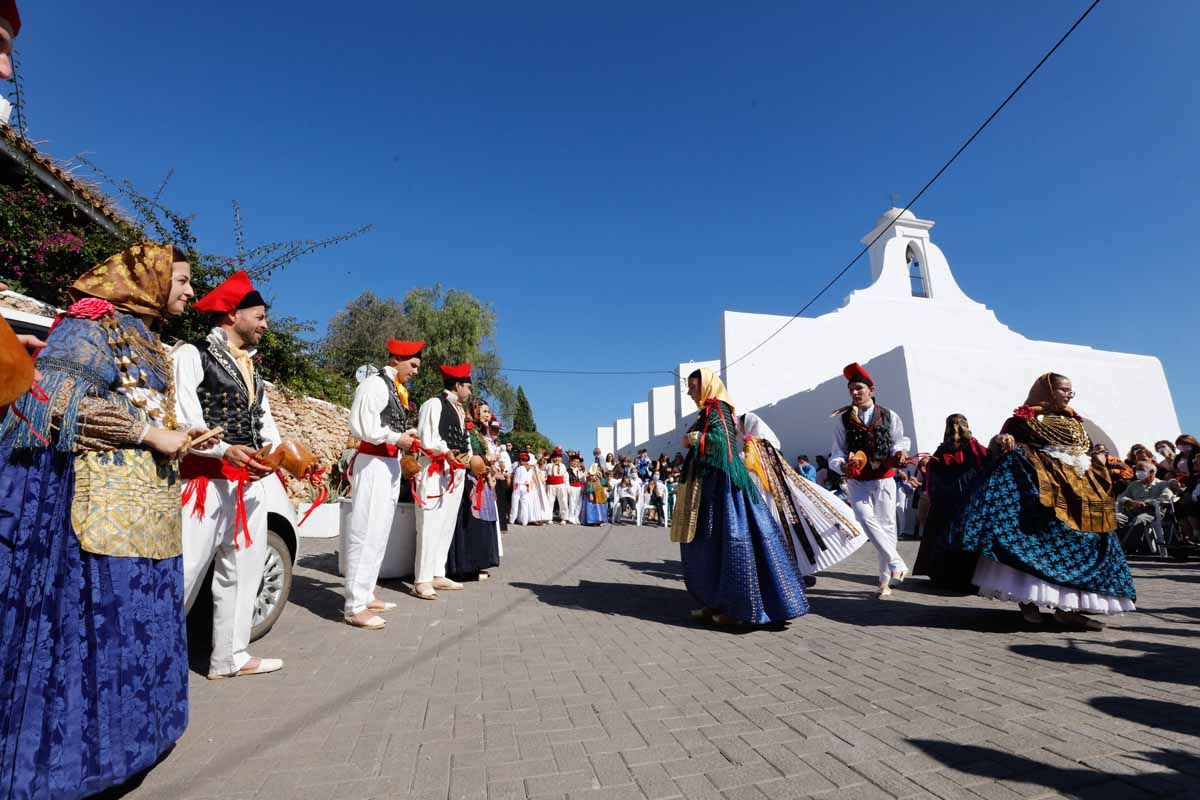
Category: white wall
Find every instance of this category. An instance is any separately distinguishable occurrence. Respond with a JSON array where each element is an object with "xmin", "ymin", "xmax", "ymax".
[
  {"xmin": 632, "ymin": 402, "xmax": 650, "ymax": 447},
  {"xmin": 649, "ymin": 385, "xmax": 675, "ymax": 437},
  {"xmin": 595, "ymin": 208, "xmax": 1181, "ymax": 462},
  {"xmin": 615, "ymin": 418, "xmax": 632, "ymax": 452},
  {"xmin": 594, "ymin": 426, "xmax": 615, "ymax": 460}
]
